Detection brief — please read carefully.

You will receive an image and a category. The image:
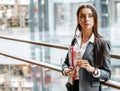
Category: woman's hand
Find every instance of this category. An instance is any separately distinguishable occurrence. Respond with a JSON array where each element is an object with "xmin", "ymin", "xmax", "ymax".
[
  {"xmin": 66, "ymin": 66, "xmax": 76, "ymax": 78},
  {"xmin": 76, "ymin": 60, "xmax": 95, "ymax": 73}
]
